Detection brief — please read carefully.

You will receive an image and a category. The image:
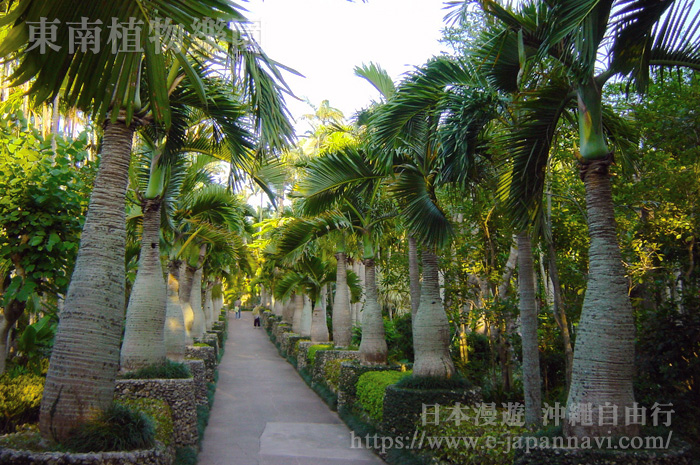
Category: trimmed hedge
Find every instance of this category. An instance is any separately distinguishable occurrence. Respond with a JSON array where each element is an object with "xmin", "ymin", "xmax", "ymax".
[
  {"xmin": 337, "ymin": 361, "xmax": 402, "ymax": 408},
  {"xmin": 417, "ymin": 404, "xmax": 526, "ymax": 464},
  {"xmin": 356, "ymin": 370, "xmax": 412, "ymax": 421},
  {"xmin": 382, "ymin": 383, "xmax": 482, "ymax": 436}
]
